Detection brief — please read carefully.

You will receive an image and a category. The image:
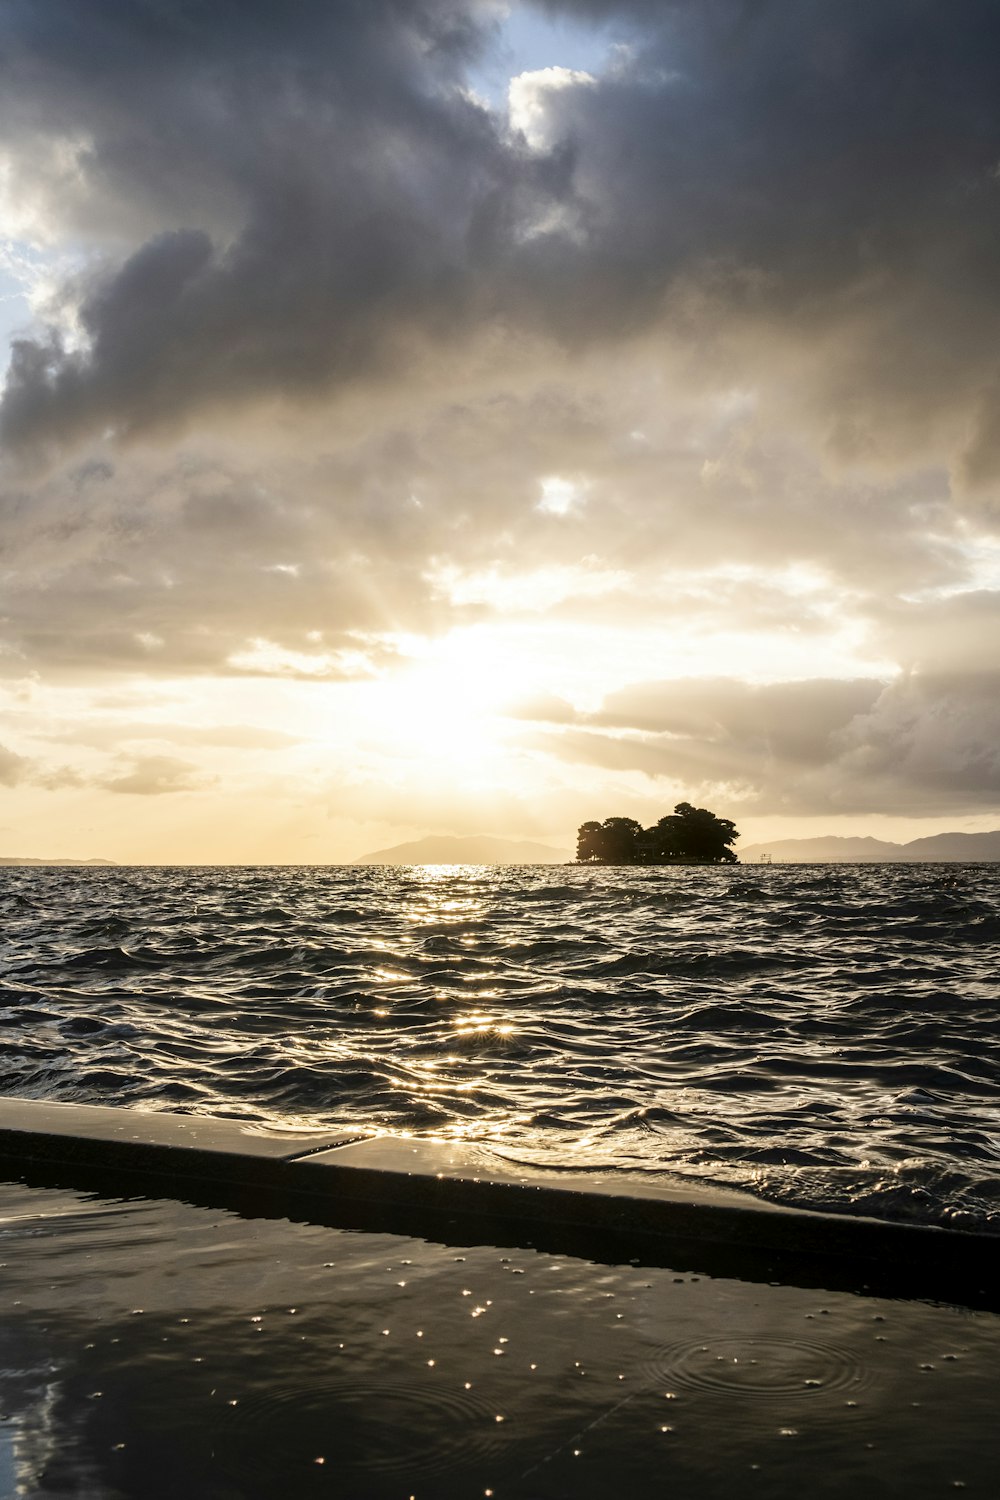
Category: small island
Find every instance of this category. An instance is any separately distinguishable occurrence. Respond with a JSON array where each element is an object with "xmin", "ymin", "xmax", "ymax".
[{"xmin": 576, "ymin": 803, "xmax": 739, "ymax": 864}]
